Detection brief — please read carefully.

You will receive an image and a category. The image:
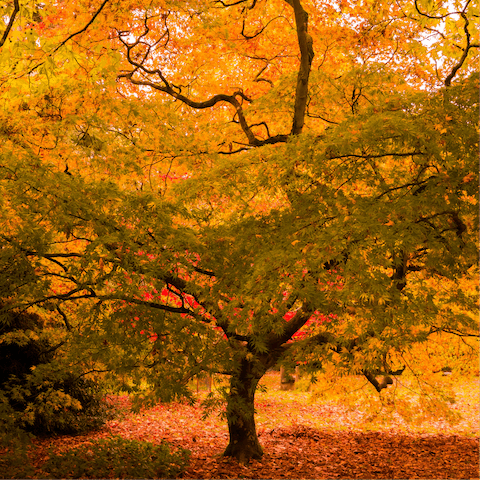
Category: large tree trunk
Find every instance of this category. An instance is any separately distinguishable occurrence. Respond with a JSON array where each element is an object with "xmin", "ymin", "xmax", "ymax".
[{"xmin": 223, "ymin": 357, "xmax": 265, "ymax": 464}]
